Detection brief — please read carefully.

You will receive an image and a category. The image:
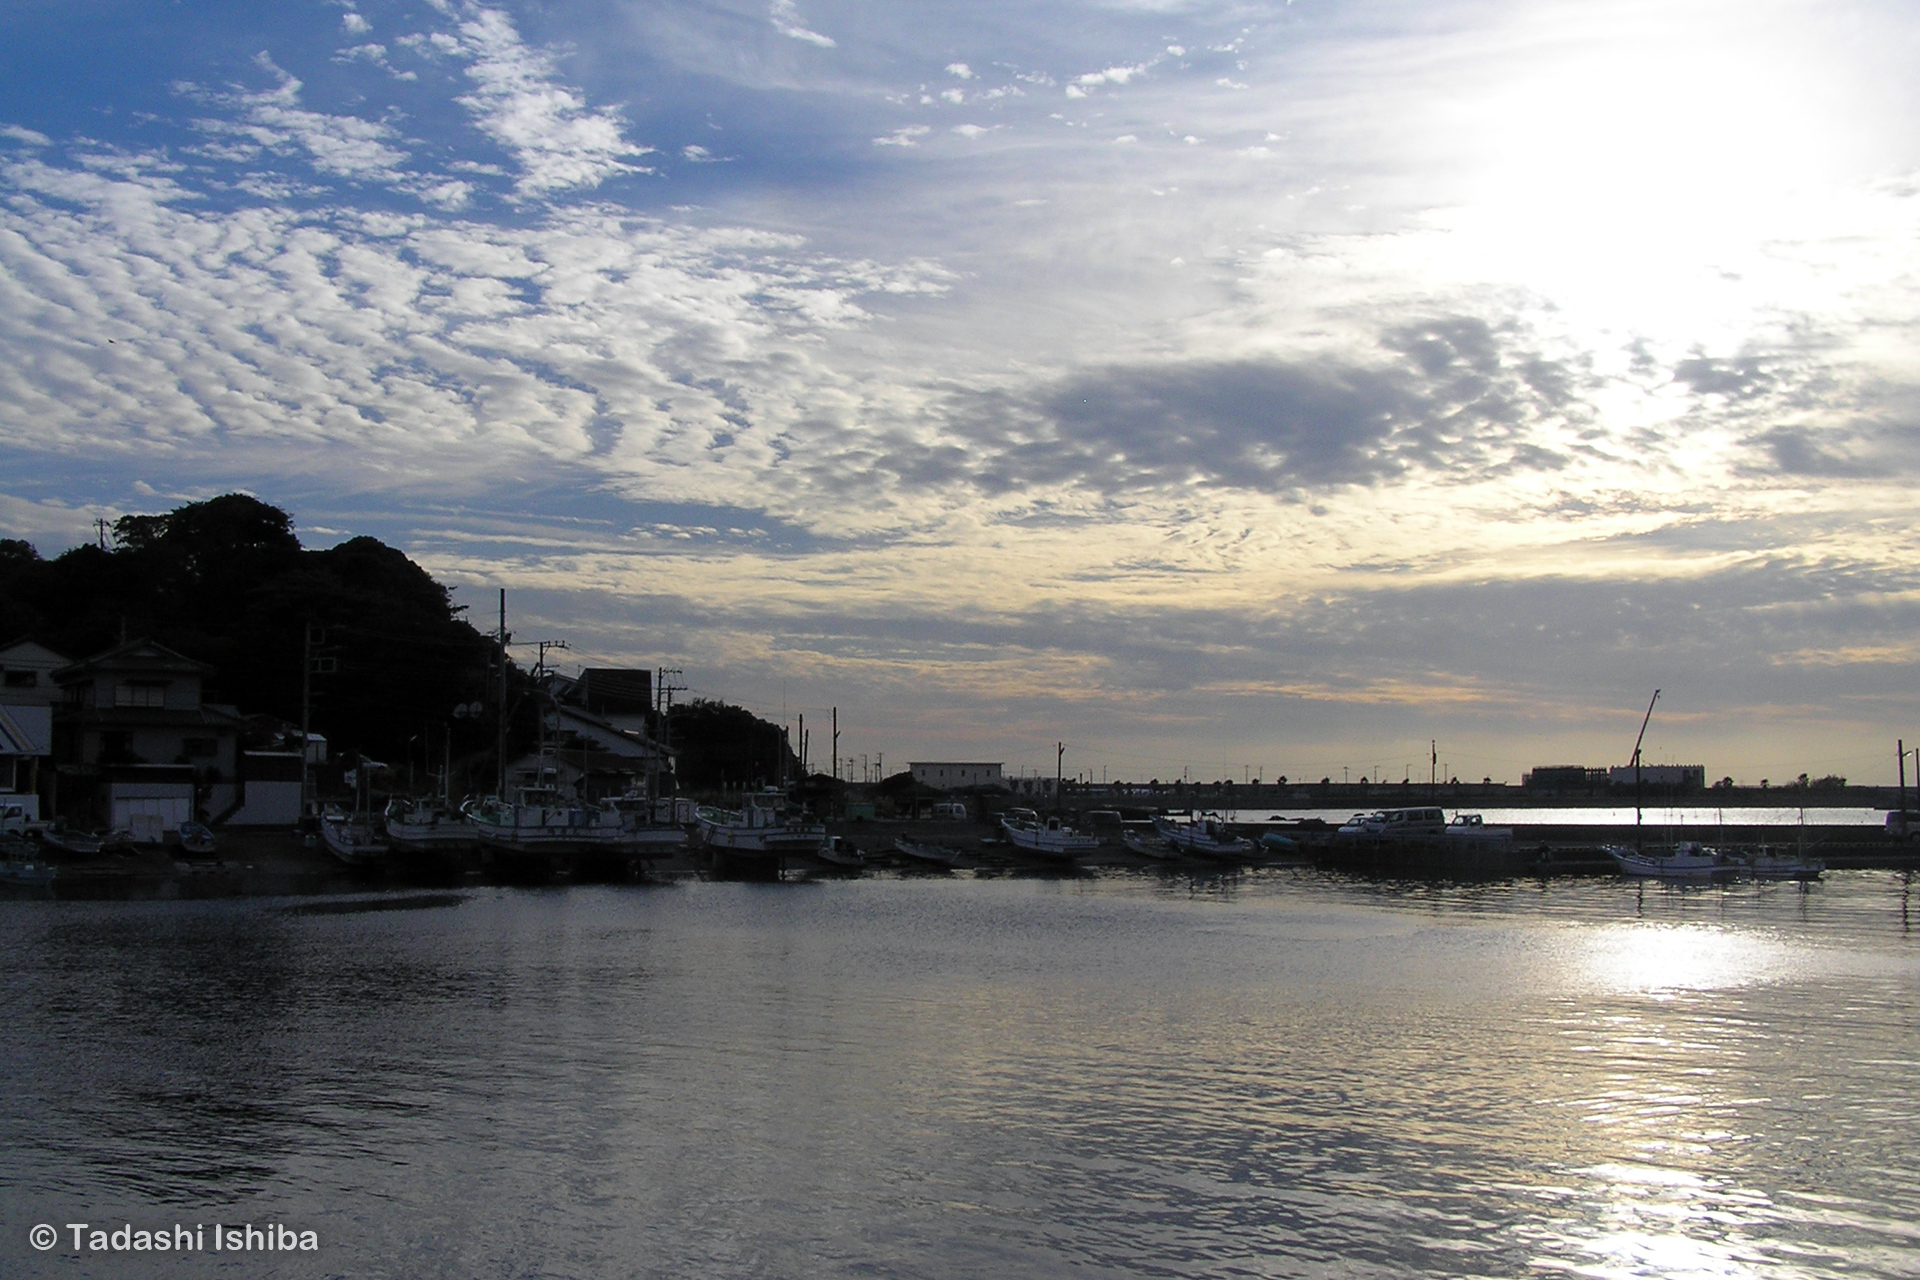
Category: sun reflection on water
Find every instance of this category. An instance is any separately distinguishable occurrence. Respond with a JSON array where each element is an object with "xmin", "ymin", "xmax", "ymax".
[{"xmin": 1578, "ymin": 923, "xmax": 1793, "ymax": 995}]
